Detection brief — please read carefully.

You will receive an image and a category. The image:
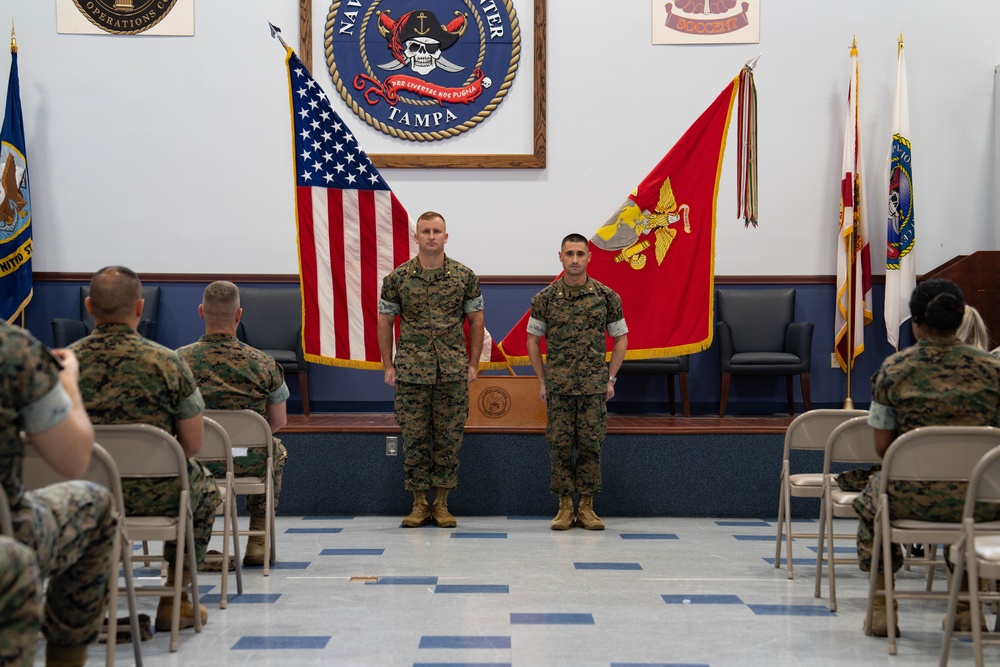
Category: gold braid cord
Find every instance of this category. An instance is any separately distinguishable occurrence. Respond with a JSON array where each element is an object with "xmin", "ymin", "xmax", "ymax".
[{"xmin": 325, "ymin": 0, "xmax": 521, "ymax": 142}]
